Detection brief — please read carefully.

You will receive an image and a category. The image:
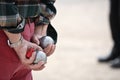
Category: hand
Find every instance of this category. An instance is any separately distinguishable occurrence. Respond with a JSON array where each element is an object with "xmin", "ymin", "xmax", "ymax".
[
  {"xmin": 31, "ymin": 24, "xmax": 47, "ymax": 45},
  {"xmin": 32, "ymin": 24, "xmax": 56, "ymax": 56},
  {"xmin": 13, "ymin": 38, "xmax": 46, "ymax": 71},
  {"xmin": 32, "ymin": 34, "xmax": 56, "ymax": 56},
  {"xmin": 31, "ymin": 34, "xmax": 42, "ymax": 45},
  {"xmin": 43, "ymin": 44, "xmax": 56, "ymax": 56}
]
